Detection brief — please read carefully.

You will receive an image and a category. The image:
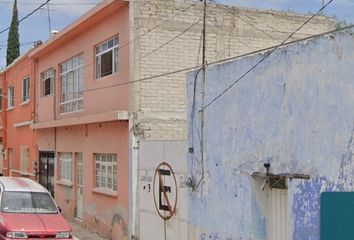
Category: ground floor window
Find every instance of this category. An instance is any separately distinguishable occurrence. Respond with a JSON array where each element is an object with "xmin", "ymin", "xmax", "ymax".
[
  {"xmin": 20, "ymin": 145, "xmax": 29, "ymax": 173},
  {"xmin": 95, "ymin": 153, "xmax": 117, "ymax": 192},
  {"xmin": 59, "ymin": 152, "xmax": 73, "ymax": 183}
]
